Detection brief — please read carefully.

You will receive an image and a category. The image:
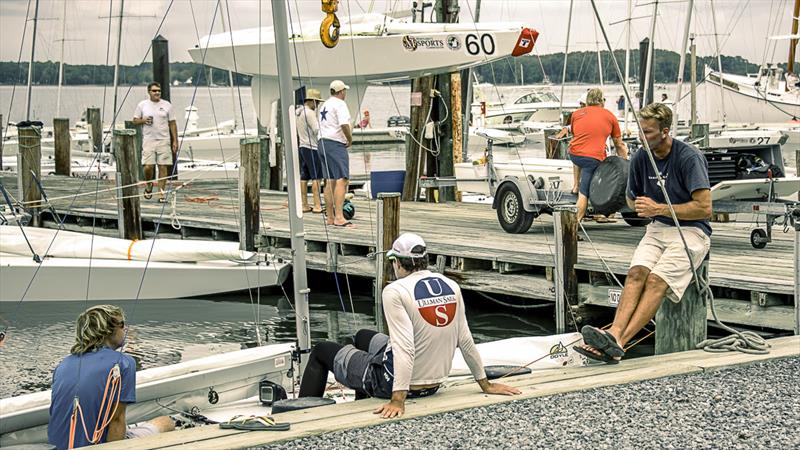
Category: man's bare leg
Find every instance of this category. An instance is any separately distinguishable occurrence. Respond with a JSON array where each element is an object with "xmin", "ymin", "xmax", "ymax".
[
  {"xmin": 571, "ymin": 165, "xmax": 581, "ymax": 194},
  {"xmin": 333, "ymin": 178, "xmax": 348, "ymax": 225},
  {"xmin": 299, "ymin": 180, "xmax": 309, "ymax": 210},
  {"xmin": 147, "ymin": 415, "xmax": 176, "ymax": 432},
  {"xmin": 144, "ymin": 165, "xmax": 155, "ymax": 191},
  {"xmin": 311, "ymin": 180, "xmax": 322, "ymax": 211},
  {"xmin": 606, "ymin": 266, "xmax": 650, "ymax": 343},
  {"xmin": 157, "ymin": 165, "xmax": 169, "ymax": 199},
  {"xmin": 616, "ymin": 273, "xmax": 668, "ymax": 347},
  {"xmin": 576, "ymin": 193, "xmax": 589, "ymax": 222},
  {"xmin": 324, "ymin": 179, "xmax": 335, "ymax": 225}
]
